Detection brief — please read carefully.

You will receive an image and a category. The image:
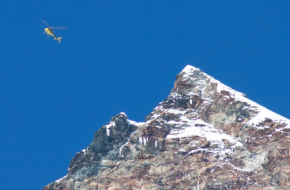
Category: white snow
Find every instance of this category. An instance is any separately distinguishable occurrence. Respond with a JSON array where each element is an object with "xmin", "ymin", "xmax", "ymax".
[
  {"xmin": 127, "ymin": 119, "xmax": 145, "ymax": 127},
  {"xmin": 119, "ymin": 140, "xmax": 129, "ymax": 157},
  {"xmin": 166, "ymin": 116, "xmax": 243, "ymax": 149},
  {"xmin": 143, "ymin": 137, "xmax": 147, "ymax": 146},
  {"xmin": 105, "ymin": 122, "xmax": 115, "ymax": 136},
  {"xmin": 120, "ymin": 112, "xmax": 127, "ymax": 116},
  {"xmin": 56, "ymin": 175, "xmax": 67, "ymax": 183},
  {"xmin": 212, "ymin": 79, "xmax": 290, "ymax": 127},
  {"xmin": 188, "ymin": 148, "xmax": 230, "ymax": 155},
  {"xmin": 182, "ymin": 65, "xmax": 290, "ymax": 129},
  {"xmin": 182, "ymin": 65, "xmax": 200, "ymax": 73},
  {"xmin": 179, "ymin": 148, "xmax": 186, "ymax": 152},
  {"xmin": 104, "ymin": 117, "xmax": 146, "ymax": 137},
  {"xmin": 105, "ymin": 112, "xmax": 128, "ymax": 131},
  {"xmin": 166, "ymin": 108, "xmax": 187, "ymax": 115},
  {"xmin": 106, "ymin": 121, "xmax": 115, "ymax": 129},
  {"xmin": 106, "ymin": 127, "xmax": 110, "ymax": 136},
  {"xmin": 155, "ymin": 140, "xmax": 158, "ymax": 148}
]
